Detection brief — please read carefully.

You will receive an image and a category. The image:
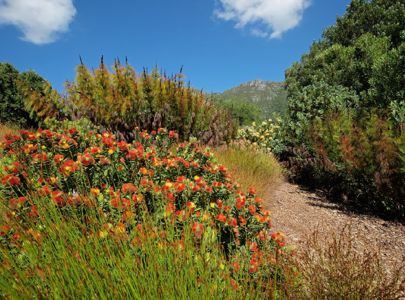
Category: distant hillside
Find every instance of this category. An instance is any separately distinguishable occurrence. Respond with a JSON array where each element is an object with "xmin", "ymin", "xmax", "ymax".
[{"xmin": 212, "ymin": 80, "xmax": 288, "ymax": 125}]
